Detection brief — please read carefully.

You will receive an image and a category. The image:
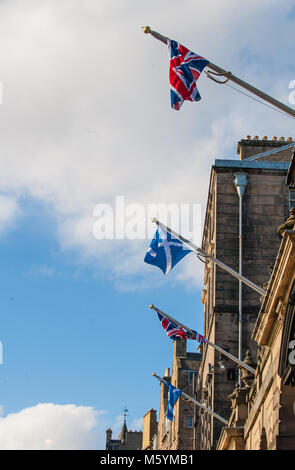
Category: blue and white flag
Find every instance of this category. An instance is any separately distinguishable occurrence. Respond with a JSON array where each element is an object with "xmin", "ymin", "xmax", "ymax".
[
  {"xmin": 167, "ymin": 383, "xmax": 182, "ymax": 421},
  {"xmin": 144, "ymin": 226, "xmax": 192, "ymax": 274}
]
